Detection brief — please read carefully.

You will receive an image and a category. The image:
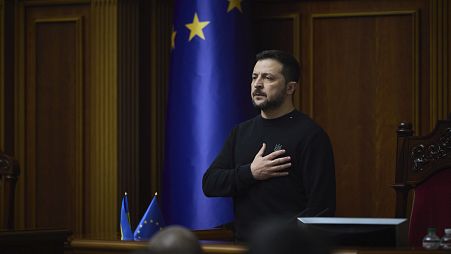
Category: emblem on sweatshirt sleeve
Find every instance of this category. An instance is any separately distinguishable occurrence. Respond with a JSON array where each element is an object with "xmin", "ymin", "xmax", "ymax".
[{"xmin": 274, "ymin": 144, "xmax": 283, "ymax": 151}]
